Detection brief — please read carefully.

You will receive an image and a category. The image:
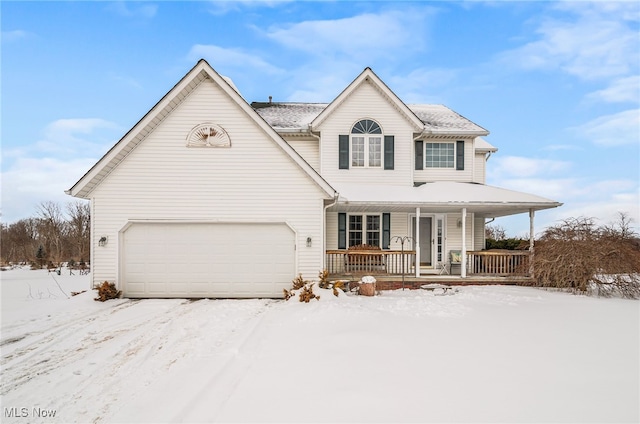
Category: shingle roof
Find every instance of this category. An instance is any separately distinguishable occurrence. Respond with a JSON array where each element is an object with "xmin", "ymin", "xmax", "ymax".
[
  {"xmin": 407, "ymin": 104, "xmax": 488, "ymax": 134},
  {"xmin": 252, "ymin": 102, "xmax": 488, "ymax": 134},
  {"xmin": 252, "ymin": 102, "xmax": 327, "ymax": 129}
]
